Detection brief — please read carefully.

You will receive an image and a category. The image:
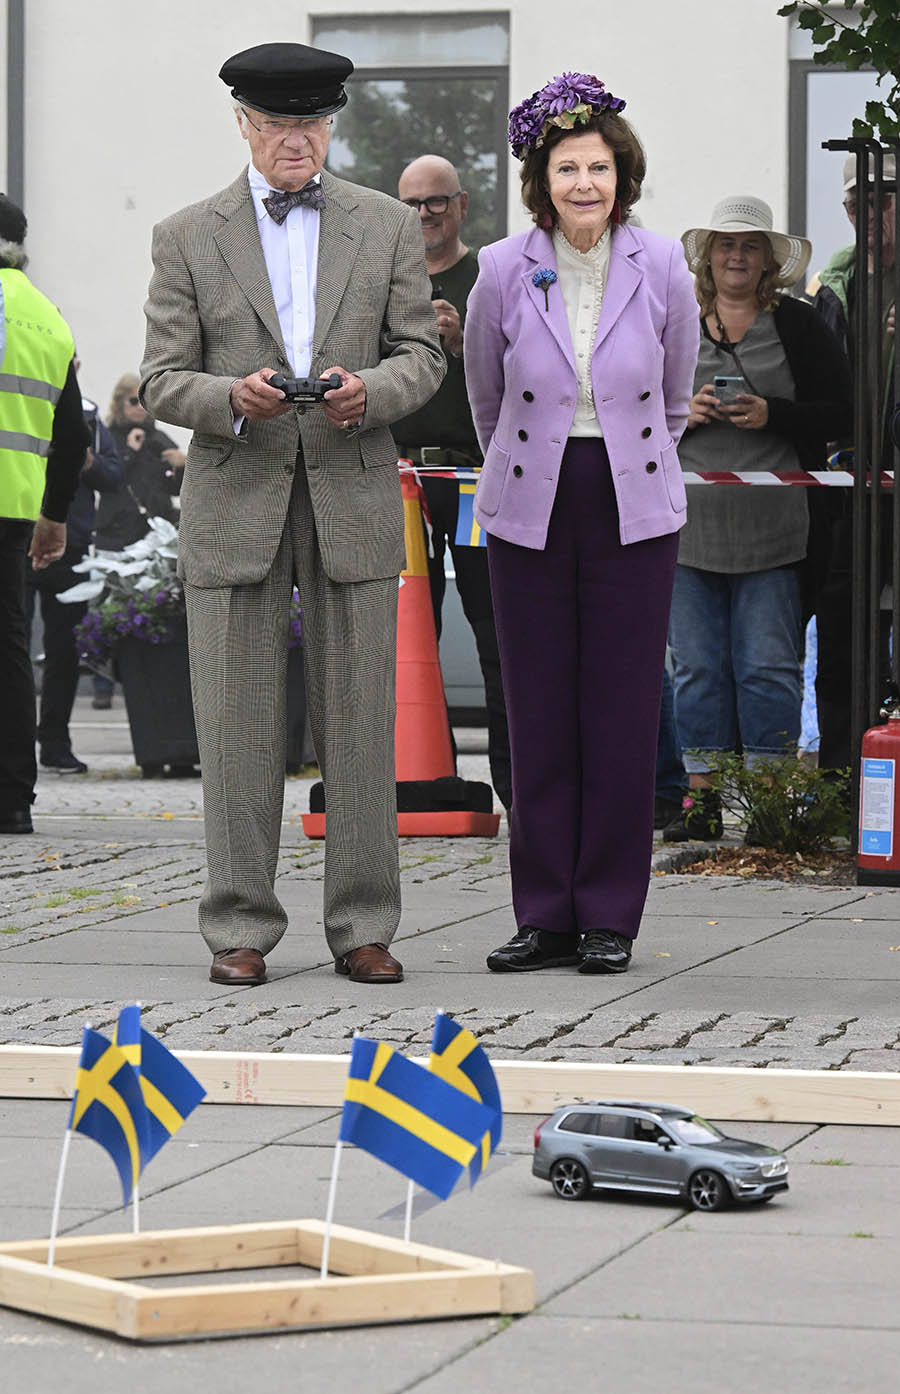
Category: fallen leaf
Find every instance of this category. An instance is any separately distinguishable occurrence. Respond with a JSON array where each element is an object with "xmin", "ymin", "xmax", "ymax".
[
  {"xmin": 707, "ymin": 920, "xmax": 719, "ymax": 925},
  {"xmin": 655, "ymin": 952, "xmax": 671, "ymax": 958}
]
